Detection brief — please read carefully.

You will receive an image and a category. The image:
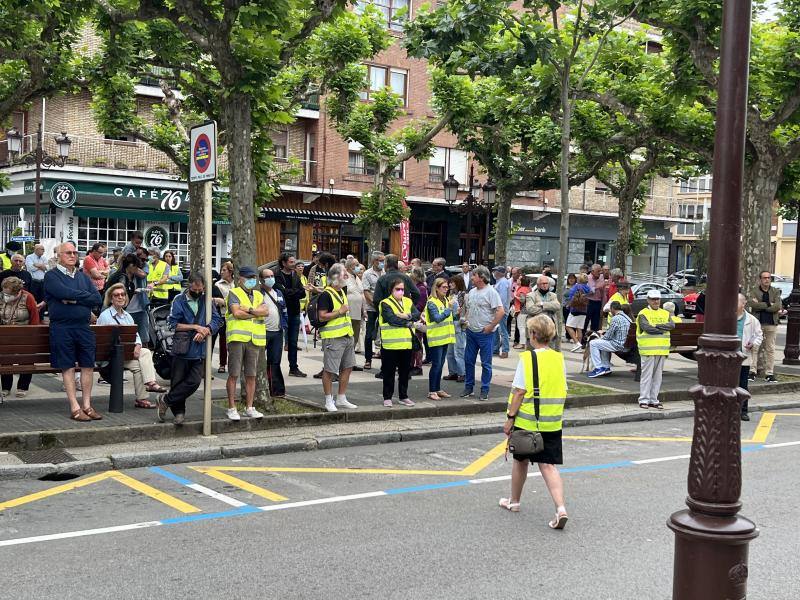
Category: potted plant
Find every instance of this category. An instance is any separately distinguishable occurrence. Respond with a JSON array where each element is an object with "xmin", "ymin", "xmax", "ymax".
[
  {"xmin": 92, "ymin": 157, "xmax": 107, "ymax": 167},
  {"xmin": 155, "ymin": 163, "xmax": 169, "ymax": 173},
  {"xmin": 133, "ymin": 163, "xmax": 147, "ymax": 171},
  {"xmin": 114, "ymin": 161, "xmax": 129, "ymax": 169}
]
